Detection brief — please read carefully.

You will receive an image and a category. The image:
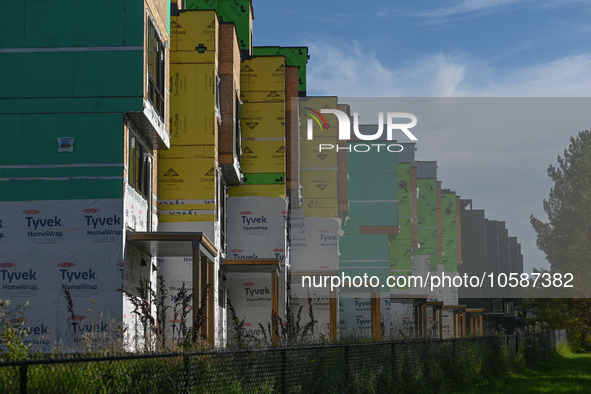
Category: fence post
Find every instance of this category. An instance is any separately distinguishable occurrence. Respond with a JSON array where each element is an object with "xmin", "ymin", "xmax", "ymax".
[
  {"xmin": 19, "ymin": 363, "xmax": 27, "ymax": 394},
  {"xmin": 515, "ymin": 332, "xmax": 520, "ymax": 357},
  {"xmin": 345, "ymin": 346, "xmax": 349, "ymax": 388},
  {"xmin": 183, "ymin": 354, "xmax": 190, "ymax": 393},
  {"xmin": 282, "ymin": 348, "xmax": 287, "ymax": 394},
  {"xmin": 391, "ymin": 342, "xmax": 396, "ymax": 380}
]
